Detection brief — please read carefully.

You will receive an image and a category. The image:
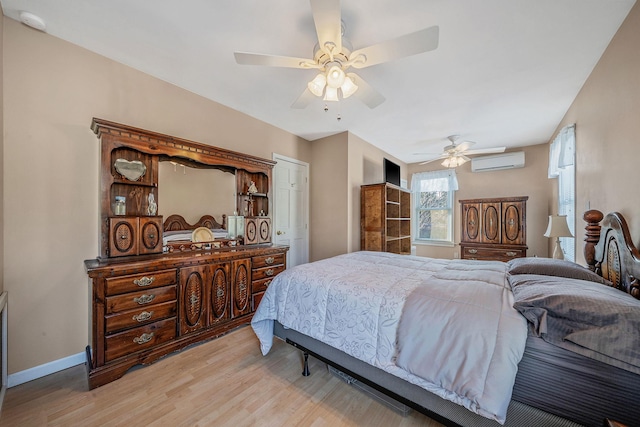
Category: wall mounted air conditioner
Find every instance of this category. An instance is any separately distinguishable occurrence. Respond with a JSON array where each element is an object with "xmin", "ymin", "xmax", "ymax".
[{"xmin": 471, "ymin": 151, "xmax": 525, "ymax": 172}]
